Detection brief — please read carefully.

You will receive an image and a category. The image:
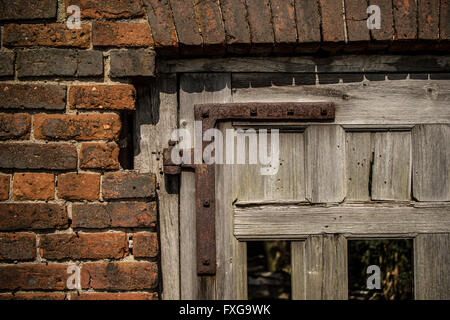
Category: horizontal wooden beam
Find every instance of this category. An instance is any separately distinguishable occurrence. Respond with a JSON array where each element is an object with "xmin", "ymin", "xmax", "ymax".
[{"xmin": 234, "ymin": 203, "xmax": 450, "ymax": 240}]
